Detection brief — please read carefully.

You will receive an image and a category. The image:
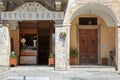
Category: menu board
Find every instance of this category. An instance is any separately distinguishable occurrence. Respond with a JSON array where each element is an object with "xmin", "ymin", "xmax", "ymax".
[{"xmin": 0, "ymin": 26, "xmax": 10, "ymax": 54}]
